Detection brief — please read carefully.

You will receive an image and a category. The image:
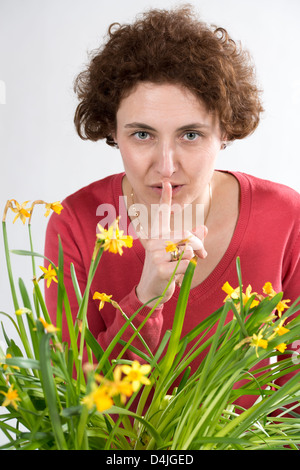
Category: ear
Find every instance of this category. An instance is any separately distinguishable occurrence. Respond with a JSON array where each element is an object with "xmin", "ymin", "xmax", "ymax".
[
  {"xmin": 220, "ymin": 131, "xmax": 228, "ymax": 150},
  {"xmin": 221, "ymin": 141, "xmax": 227, "ymax": 150},
  {"xmin": 108, "ymin": 131, "xmax": 118, "ymax": 148}
]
